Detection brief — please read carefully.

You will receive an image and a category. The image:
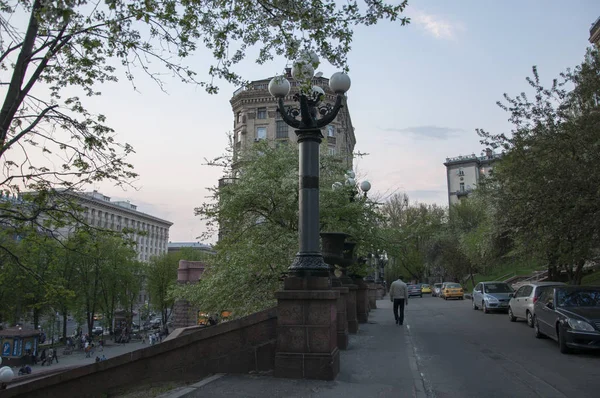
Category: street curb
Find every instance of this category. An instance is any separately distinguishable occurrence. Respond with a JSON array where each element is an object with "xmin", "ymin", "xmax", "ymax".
[{"xmin": 156, "ymin": 374, "xmax": 225, "ymax": 398}]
